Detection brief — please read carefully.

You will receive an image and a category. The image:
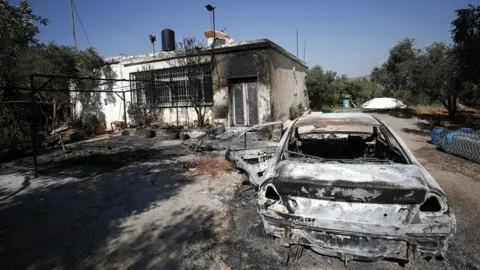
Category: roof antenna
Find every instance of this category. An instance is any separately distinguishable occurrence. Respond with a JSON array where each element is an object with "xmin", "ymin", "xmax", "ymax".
[
  {"xmin": 303, "ymin": 40, "xmax": 306, "ymax": 62},
  {"xmin": 296, "ymin": 29, "xmax": 299, "ymax": 58}
]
